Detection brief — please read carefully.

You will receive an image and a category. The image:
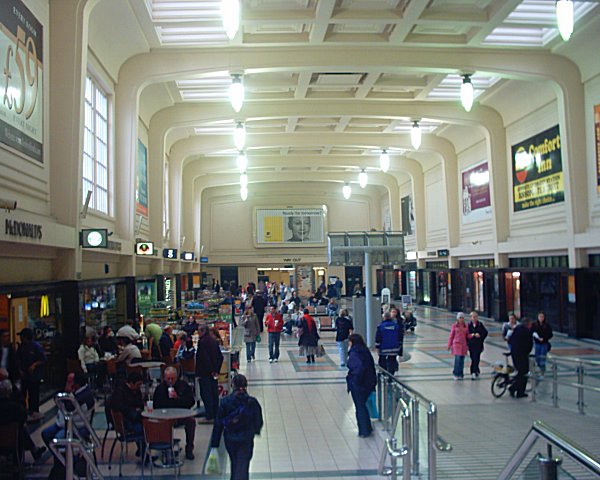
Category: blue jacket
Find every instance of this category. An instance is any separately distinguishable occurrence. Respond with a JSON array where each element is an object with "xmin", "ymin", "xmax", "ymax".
[
  {"xmin": 210, "ymin": 390, "xmax": 263, "ymax": 446},
  {"xmin": 346, "ymin": 344, "xmax": 376, "ymax": 393},
  {"xmin": 375, "ymin": 319, "xmax": 403, "ymax": 355}
]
